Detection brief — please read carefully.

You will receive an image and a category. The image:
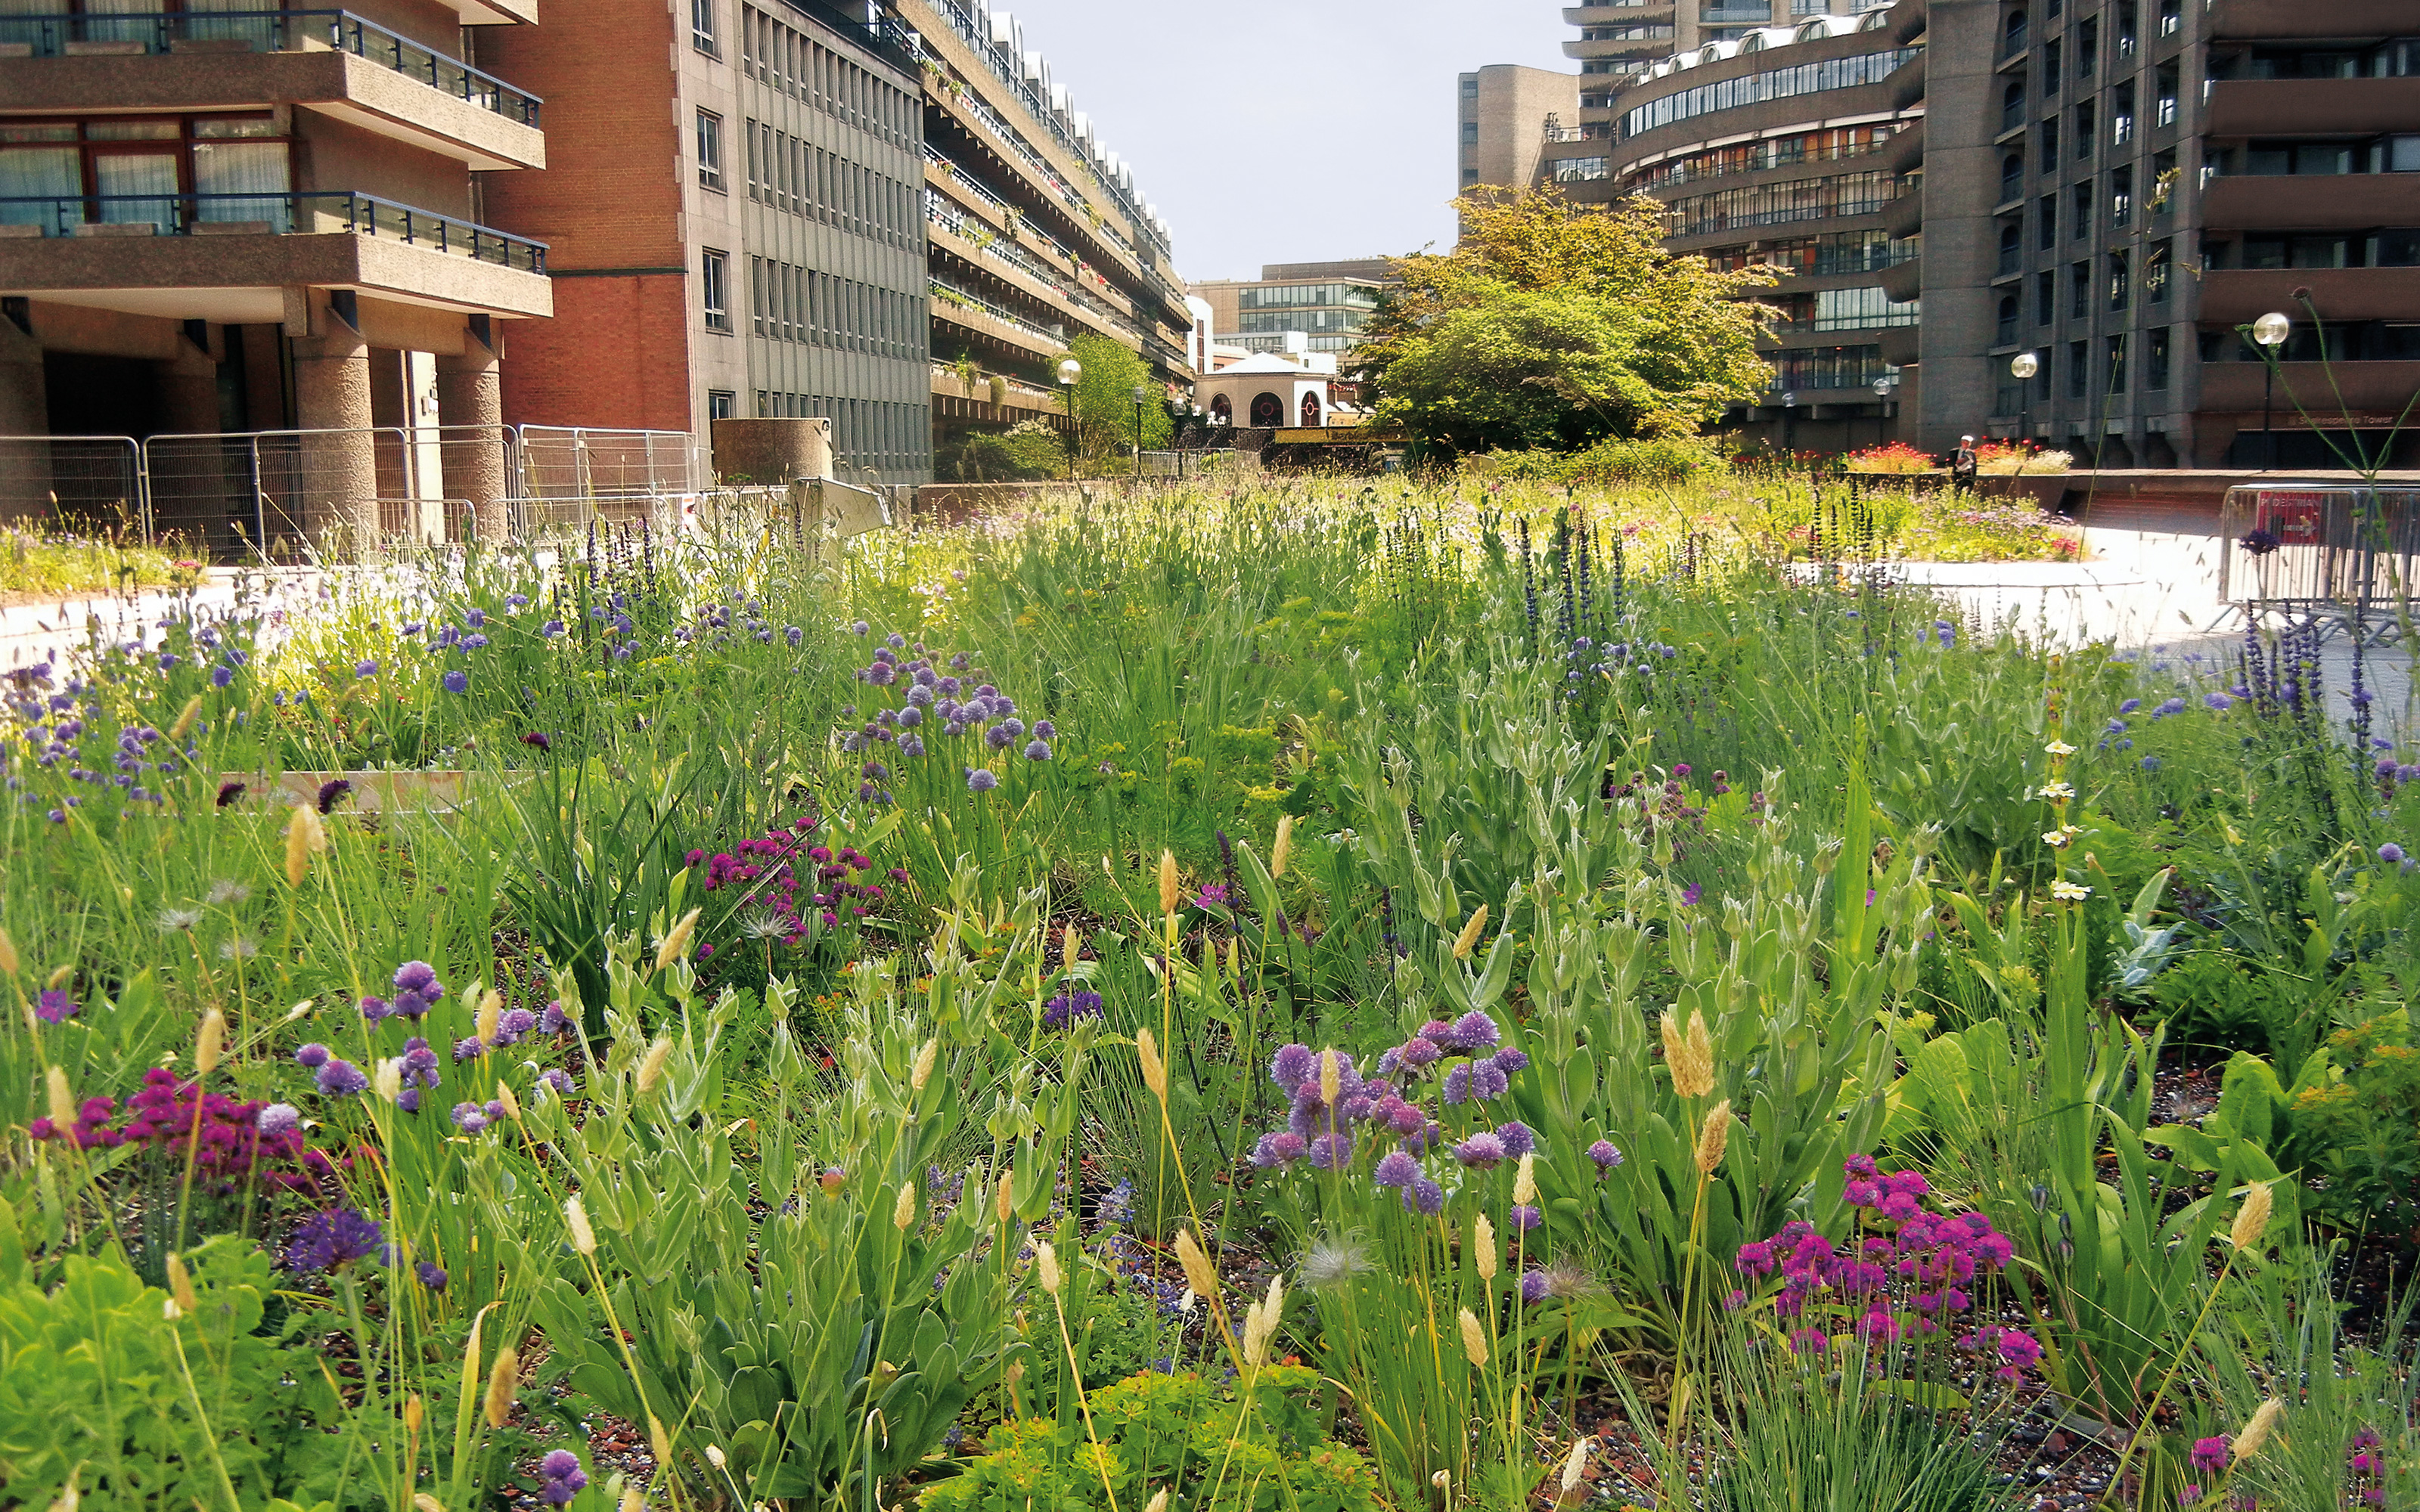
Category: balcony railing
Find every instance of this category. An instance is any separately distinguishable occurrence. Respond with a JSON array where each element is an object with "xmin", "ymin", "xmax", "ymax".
[
  {"xmin": 0, "ymin": 191, "xmax": 548, "ymax": 272},
  {"xmin": 929, "ymin": 276, "xmax": 1065, "ymax": 347},
  {"xmin": 0, "ymin": 11, "xmax": 542, "ymax": 127}
]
